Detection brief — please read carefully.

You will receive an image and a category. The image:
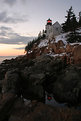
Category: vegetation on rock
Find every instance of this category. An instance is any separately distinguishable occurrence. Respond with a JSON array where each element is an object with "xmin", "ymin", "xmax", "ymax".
[
  {"xmin": 62, "ymin": 6, "xmax": 81, "ymax": 43},
  {"xmin": 25, "ymin": 30, "xmax": 46, "ymax": 52}
]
